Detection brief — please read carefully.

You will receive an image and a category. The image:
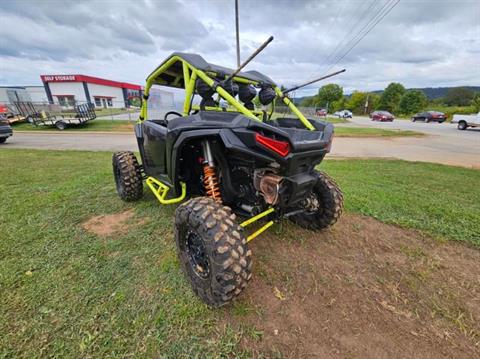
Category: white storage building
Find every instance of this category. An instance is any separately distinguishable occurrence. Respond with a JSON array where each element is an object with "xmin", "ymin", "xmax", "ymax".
[{"xmin": 40, "ymin": 74, "xmax": 143, "ymax": 108}]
